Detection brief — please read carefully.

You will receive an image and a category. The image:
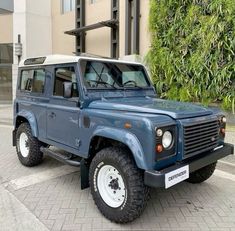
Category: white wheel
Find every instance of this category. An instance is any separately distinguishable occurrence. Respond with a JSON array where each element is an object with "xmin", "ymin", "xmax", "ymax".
[
  {"xmin": 19, "ymin": 132, "xmax": 29, "ymax": 157},
  {"xmin": 97, "ymin": 165, "xmax": 126, "ymax": 208},
  {"xmin": 89, "ymin": 147, "xmax": 149, "ymax": 223}
]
